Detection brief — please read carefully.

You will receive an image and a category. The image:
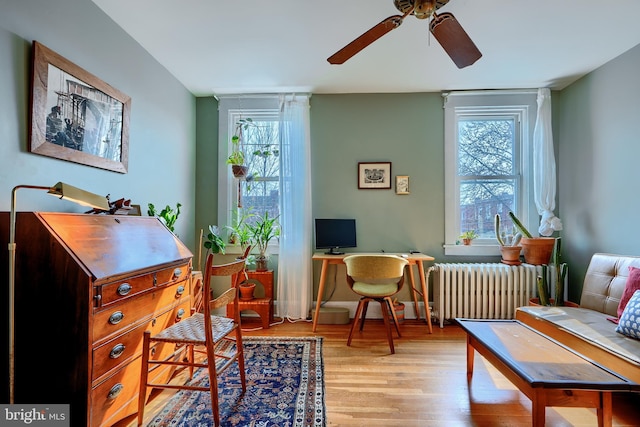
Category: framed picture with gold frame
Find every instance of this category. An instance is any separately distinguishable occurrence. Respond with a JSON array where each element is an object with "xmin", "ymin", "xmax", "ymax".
[
  {"xmin": 396, "ymin": 175, "xmax": 409, "ymax": 194},
  {"xmin": 29, "ymin": 41, "xmax": 130, "ymax": 173}
]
